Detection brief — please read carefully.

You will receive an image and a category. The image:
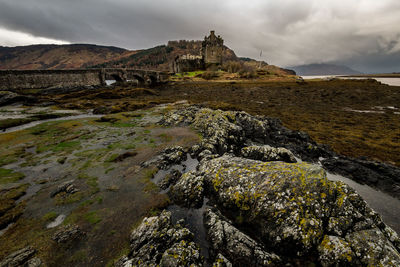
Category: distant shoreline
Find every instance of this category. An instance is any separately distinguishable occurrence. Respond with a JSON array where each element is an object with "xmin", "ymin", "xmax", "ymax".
[{"xmin": 340, "ymin": 73, "xmax": 400, "ymax": 78}]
